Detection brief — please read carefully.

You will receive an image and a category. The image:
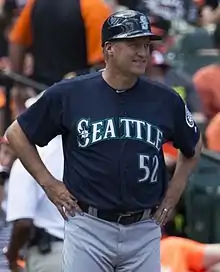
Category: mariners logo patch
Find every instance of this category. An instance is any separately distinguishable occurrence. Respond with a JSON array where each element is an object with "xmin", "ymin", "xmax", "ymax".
[{"xmin": 185, "ymin": 105, "xmax": 194, "ymax": 128}]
